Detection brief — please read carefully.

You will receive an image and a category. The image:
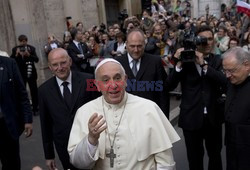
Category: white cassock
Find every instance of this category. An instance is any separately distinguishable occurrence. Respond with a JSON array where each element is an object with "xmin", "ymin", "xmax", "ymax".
[{"xmin": 68, "ymin": 93, "xmax": 180, "ymax": 170}]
